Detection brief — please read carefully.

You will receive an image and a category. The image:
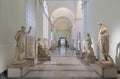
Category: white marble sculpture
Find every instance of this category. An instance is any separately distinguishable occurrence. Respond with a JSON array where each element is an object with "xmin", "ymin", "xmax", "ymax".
[
  {"xmin": 86, "ymin": 33, "xmax": 95, "ymax": 63},
  {"xmin": 12, "ymin": 26, "xmax": 31, "ymax": 64},
  {"xmin": 98, "ymin": 22, "xmax": 114, "ymax": 65},
  {"xmin": 37, "ymin": 38, "xmax": 50, "ymax": 61}
]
